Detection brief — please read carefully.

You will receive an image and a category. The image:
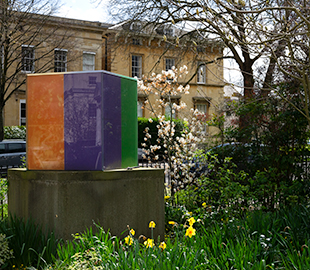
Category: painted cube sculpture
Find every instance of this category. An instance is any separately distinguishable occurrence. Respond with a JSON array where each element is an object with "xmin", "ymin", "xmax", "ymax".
[{"xmin": 27, "ymin": 71, "xmax": 138, "ymax": 170}]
